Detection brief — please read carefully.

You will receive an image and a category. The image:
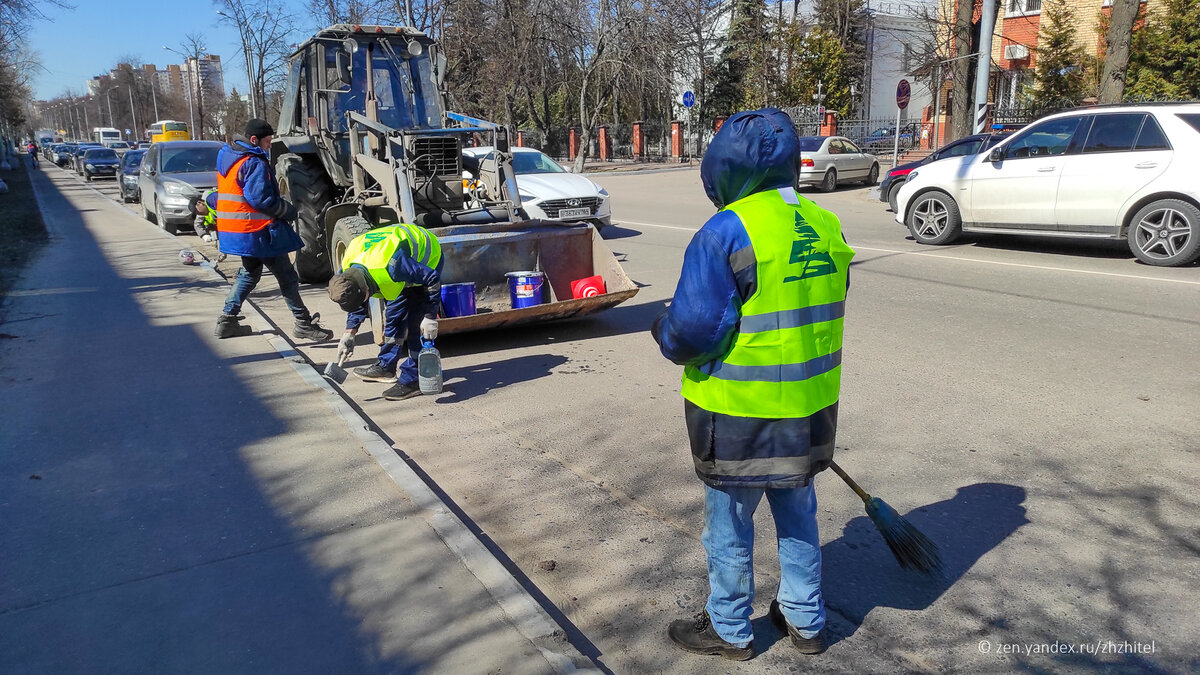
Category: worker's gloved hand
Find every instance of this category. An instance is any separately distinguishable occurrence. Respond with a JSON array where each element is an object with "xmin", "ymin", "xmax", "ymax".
[
  {"xmin": 337, "ymin": 332, "xmax": 356, "ymax": 362},
  {"xmin": 420, "ymin": 316, "xmax": 438, "ymax": 340}
]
